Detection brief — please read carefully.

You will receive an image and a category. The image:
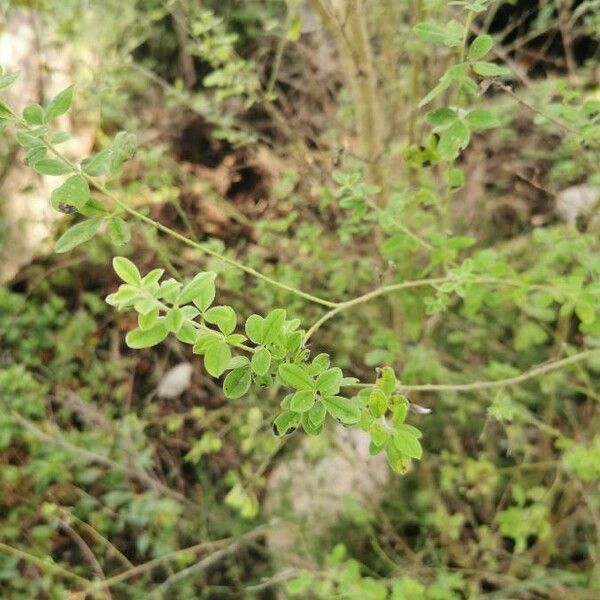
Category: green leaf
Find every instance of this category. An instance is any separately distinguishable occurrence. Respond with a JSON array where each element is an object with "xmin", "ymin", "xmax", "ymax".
[
  {"xmin": 393, "ymin": 428, "xmax": 423, "ymax": 459},
  {"xmin": 418, "ymin": 77, "xmax": 452, "ymax": 108},
  {"xmin": 468, "ymin": 34, "xmax": 493, "ymax": 61},
  {"xmin": 278, "ymin": 363, "xmax": 314, "ymax": 391},
  {"xmin": 472, "ymin": 61, "xmax": 510, "ymax": 77},
  {"xmin": 55, "ymin": 219, "xmax": 101, "ymax": 253},
  {"xmin": 273, "ymin": 411, "xmax": 301, "ymax": 435},
  {"xmin": 22, "ymin": 103, "xmax": 45, "ymax": 125},
  {"xmin": 81, "ymin": 148, "xmax": 111, "ymax": 176},
  {"xmin": 262, "ymin": 308, "xmax": 286, "ymax": 344},
  {"xmin": 45, "ymin": 85, "xmax": 75, "ymax": 121},
  {"xmin": 245, "ymin": 314, "xmax": 264, "ymax": 344},
  {"xmin": 438, "ymin": 119, "xmax": 471, "ymax": 160},
  {"xmin": 414, "ymin": 21, "xmax": 462, "ymax": 47},
  {"xmin": 107, "ymin": 216, "xmax": 131, "ymax": 245},
  {"xmin": 125, "ymin": 323, "xmax": 168, "ymax": 349},
  {"xmin": 0, "ymin": 99, "xmax": 12, "ymax": 118},
  {"xmin": 138, "ymin": 307, "xmax": 159, "ymax": 330},
  {"xmin": 368, "ymin": 388, "xmax": 388, "ymax": 418},
  {"xmin": 251, "ymin": 347, "xmax": 271, "ymax": 376},
  {"xmin": 0, "ymin": 71, "xmax": 19, "ymax": 90},
  {"xmin": 50, "ymin": 131, "xmax": 71, "ymax": 144},
  {"xmin": 204, "ymin": 305, "xmax": 237, "ymax": 335},
  {"xmin": 425, "ymin": 107, "xmax": 457, "ymax": 128},
  {"xmin": 193, "ymin": 332, "xmax": 222, "ymax": 354},
  {"xmin": 465, "ymin": 109, "xmax": 500, "ymax": 130},
  {"xmin": 376, "ymin": 367, "xmax": 396, "ymax": 396},
  {"xmin": 308, "ymin": 401, "xmax": 326, "ymax": 427},
  {"xmin": 113, "ymin": 257, "xmax": 141, "ymax": 286},
  {"xmin": 204, "ymin": 341, "xmax": 231, "ymax": 377},
  {"xmin": 223, "ymin": 366, "xmax": 252, "ymax": 399},
  {"xmin": 392, "ymin": 397, "xmax": 409, "ymax": 426},
  {"xmin": 176, "ymin": 322, "xmax": 199, "ymax": 344},
  {"xmin": 50, "ymin": 175, "xmax": 90, "ymax": 211},
  {"xmin": 180, "ymin": 272, "xmax": 216, "ymax": 306},
  {"xmin": 322, "ymin": 395, "xmax": 361, "ymax": 424},
  {"xmin": 16, "ymin": 130, "xmax": 44, "ymax": 148},
  {"xmin": 315, "ymin": 367, "xmax": 343, "ymax": 396},
  {"xmin": 309, "ymin": 353, "xmax": 331, "ymax": 375},
  {"xmin": 33, "ymin": 159, "xmax": 72, "ymax": 176},
  {"xmin": 164, "ymin": 308, "xmax": 184, "ymax": 333},
  {"xmin": 290, "ymin": 390, "xmax": 316, "ymax": 412}
]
